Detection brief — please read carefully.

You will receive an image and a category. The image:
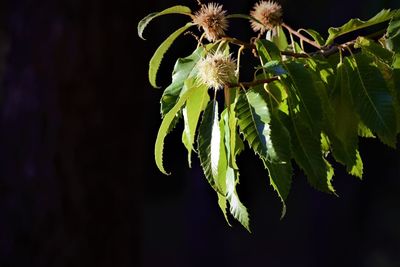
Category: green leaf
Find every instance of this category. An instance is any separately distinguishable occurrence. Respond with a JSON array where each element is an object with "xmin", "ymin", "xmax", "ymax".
[
  {"xmin": 198, "ymin": 100, "xmax": 226, "ymax": 192},
  {"xmin": 236, "ymin": 89, "xmax": 292, "ymax": 214},
  {"xmin": 217, "ymin": 193, "xmax": 231, "ymax": 226},
  {"xmin": 255, "ymin": 39, "xmax": 282, "ymax": 63},
  {"xmin": 226, "ymin": 167, "xmax": 250, "ymax": 232},
  {"xmin": 267, "ymin": 26, "xmax": 288, "ymax": 51},
  {"xmin": 261, "ymin": 60, "xmax": 287, "ymax": 76},
  {"xmin": 223, "ymin": 91, "xmax": 241, "ymax": 170},
  {"xmin": 358, "ymin": 122, "xmax": 376, "ymax": 138},
  {"xmin": 347, "ymin": 54, "xmax": 397, "ymax": 147},
  {"xmin": 182, "ymin": 81, "xmax": 210, "ymax": 167},
  {"xmin": 298, "ymin": 28, "xmax": 325, "ymax": 46},
  {"xmin": 386, "ymin": 11, "xmax": 400, "ymax": 53},
  {"xmin": 286, "ymin": 116, "xmax": 335, "ymax": 193},
  {"xmin": 161, "ymin": 47, "xmax": 204, "ymax": 116},
  {"xmin": 264, "ymin": 111, "xmax": 292, "ymax": 218},
  {"xmin": 216, "ymin": 110, "xmax": 229, "ymax": 224},
  {"xmin": 355, "ymin": 37, "xmax": 394, "ymax": 66},
  {"xmin": 149, "ymin": 23, "xmax": 194, "ymax": 88},
  {"xmin": 283, "ymin": 61, "xmax": 323, "ymax": 131},
  {"xmin": 349, "ymin": 150, "xmax": 363, "ymax": 179},
  {"xmin": 236, "ymin": 88, "xmax": 279, "ymax": 162},
  {"xmin": 393, "ymin": 54, "xmax": 400, "ymax": 69},
  {"xmin": 154, "ymin": 86, "xmax": 195, "ymax": 175},
  {"xmin": 137, "ymin": 5, "xmax": 192, "ymax": 40},
  {"xmin": 264, "ymin": 160, "xmax": 292, "ymax": 219},
  {"xmin": 325, "ymin": 9, "xmax": 397, "ymax": 45},
  {"xmin": 329, "ymin": 62, "xmax": 360, "ymax": 170}
]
